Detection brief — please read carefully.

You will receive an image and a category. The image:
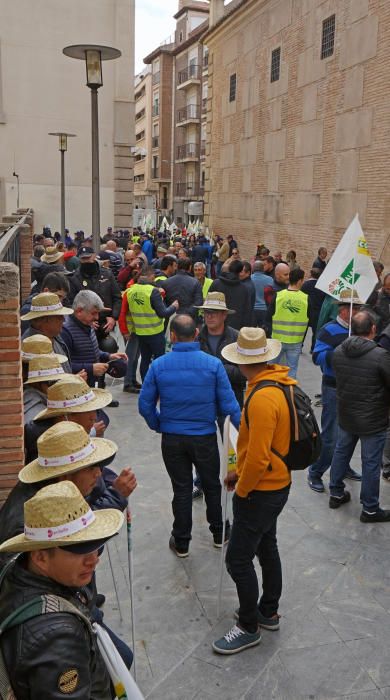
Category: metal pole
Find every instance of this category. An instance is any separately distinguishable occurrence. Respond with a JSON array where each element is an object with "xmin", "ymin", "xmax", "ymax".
[
  {"xmin": 60, "ymin": 149, "xmax": 65, "ymax": 238},
  {"xmin": 16, "ymin": 177, "xmax": 20, "ymax": 210},
  {"xmin": 91, "ymin": 86, "xmax": 100, "ymax": 251}
]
